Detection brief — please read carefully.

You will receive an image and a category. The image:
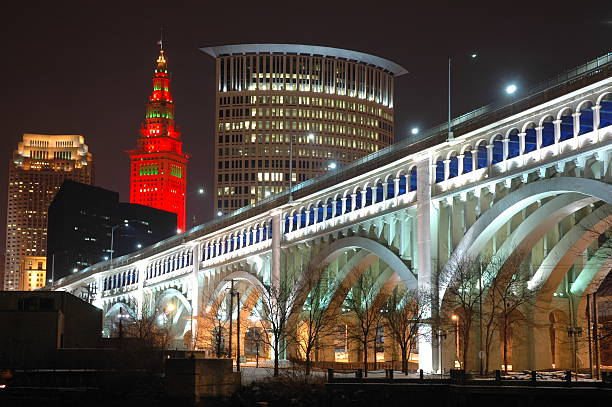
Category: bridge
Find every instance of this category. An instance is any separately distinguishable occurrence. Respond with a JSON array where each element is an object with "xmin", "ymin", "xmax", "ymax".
[{"xmin": 50, "ymin": 53, "xmax": 612, "ymax": 373}]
